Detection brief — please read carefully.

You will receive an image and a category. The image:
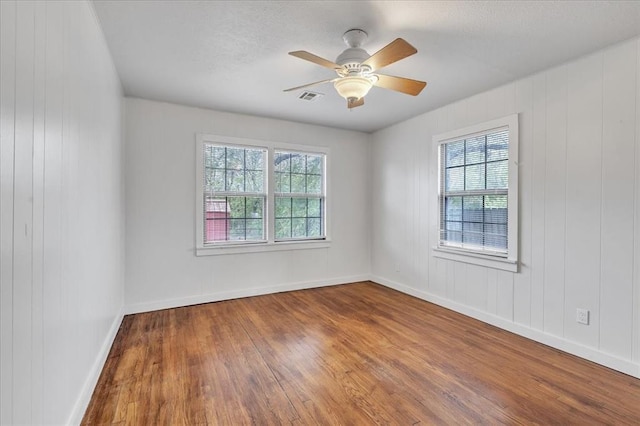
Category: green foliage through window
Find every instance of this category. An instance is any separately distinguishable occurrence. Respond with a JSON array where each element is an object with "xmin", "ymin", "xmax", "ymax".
[
  {"xmin": 203, "ymin": 145, "xmax": 266, "ymax": 243},
  {"xmin": 274, "ymin": 151, "xmax": 325, "ymax": 240},
  {"xmin": 202, "ymin": 143, "xmax": 326, "ymax": 244}
]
